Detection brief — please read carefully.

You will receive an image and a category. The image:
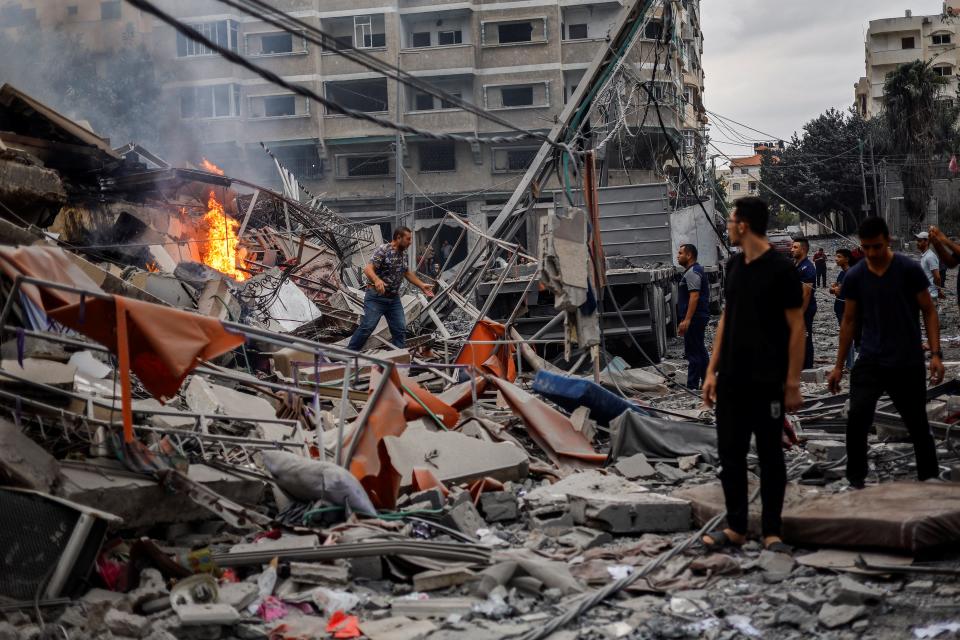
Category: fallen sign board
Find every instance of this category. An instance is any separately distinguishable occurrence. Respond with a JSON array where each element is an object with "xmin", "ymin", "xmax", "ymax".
[{"xmin": 675, "ymin": 480, "xmax": 960, "ymax": 553}]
